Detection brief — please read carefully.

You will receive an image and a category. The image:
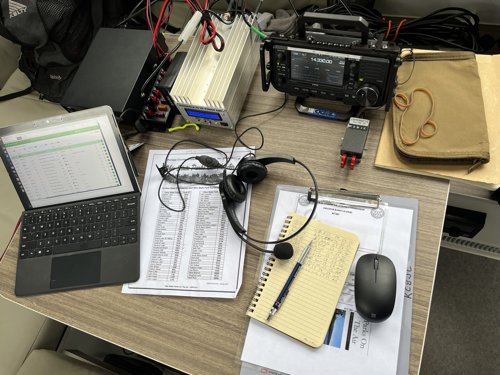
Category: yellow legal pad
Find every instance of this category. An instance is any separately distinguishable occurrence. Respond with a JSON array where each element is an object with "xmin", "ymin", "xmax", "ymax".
[{"xmin": 247, "ymin": 213, "xmax": 360, "ymax": 348}]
